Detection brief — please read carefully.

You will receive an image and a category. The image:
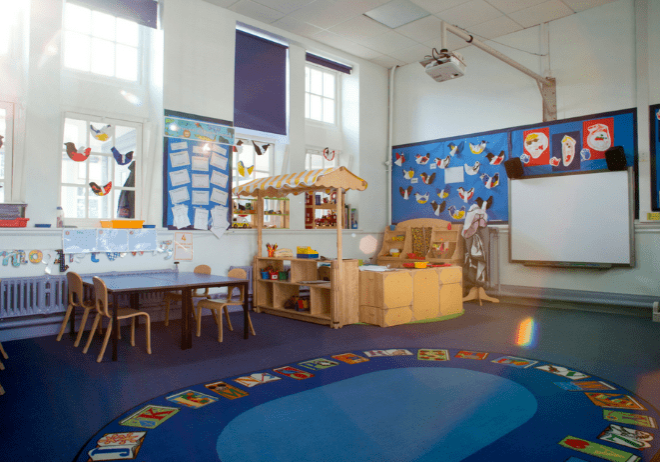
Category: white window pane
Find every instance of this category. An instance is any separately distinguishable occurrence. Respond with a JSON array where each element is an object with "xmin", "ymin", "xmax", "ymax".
[
  {"xmin": 91, "ymin": 38, "xmax": 115, "ymax": 76},
  {"xmin": 92, "ymin": 11, "xmax": 115, "ymax": 41},
  {"xmin": 88, "ymin": 155, "xmax": 112, "ymax": 184},
  {"xmin": 323, "ymin": 72, "xmax": 335, "ymax": 99},
  {"xmin": 0, "ymin": 184, "xmax": 4, "ymax": 202},
  {"xmin": 304, "ymin": 93, "xmax": 310, "ymax": 119},
  {"xmin": 63, "ymin": 31, "xmax": 90, "ymax": 71},
  {"xmin": 61, "ymin": 152, "xmax": 87, "ymax": 184},
  {"xmin": 116, "ymin": 18, "xmax": 139, "ymax": 46},
  {"xmin": 305, "ymin": 67, "xmax": 310, "ymax": 92},
  {"xmin": 309, "ymin": 153, "xmax": 323, "ymax": 170},
  {"xmin": 62, "ymin": 186, "xmax": 86, "ymax": 218},
  {"xmin": 64, "ymin": 4, "xmax": 91, "ymax": 35},
  {"xmin": 88, "ymin": 194, "xmax": 111, "ymax": 218},
  {"xmin": 322, "ymin": 98, "xmax": 335, "ymax": 124},
  {"xmin": 254, "ymin": 148, "xmax": 270, "ymax": 171},
  {"xmin": 64, "ymin": 118, "xmax": 88, "ymax": 151},
  {"xmin": 116, "ymin": 44, "xmax": 138, "ymax": 81},
  {"xmin": 309, "ymin": 94, "xmax": 322, "ymax": 121},
  {"xmin": 310, "ymin": 68, "xmax": 323, "ymax": 95},
  {"xmin": 0, "ymin": 108, "xmax": 5, "ymax": 180},
  {"xmin": 238, "ymin": 146, "xmax": 254, "ymax": 166}
]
